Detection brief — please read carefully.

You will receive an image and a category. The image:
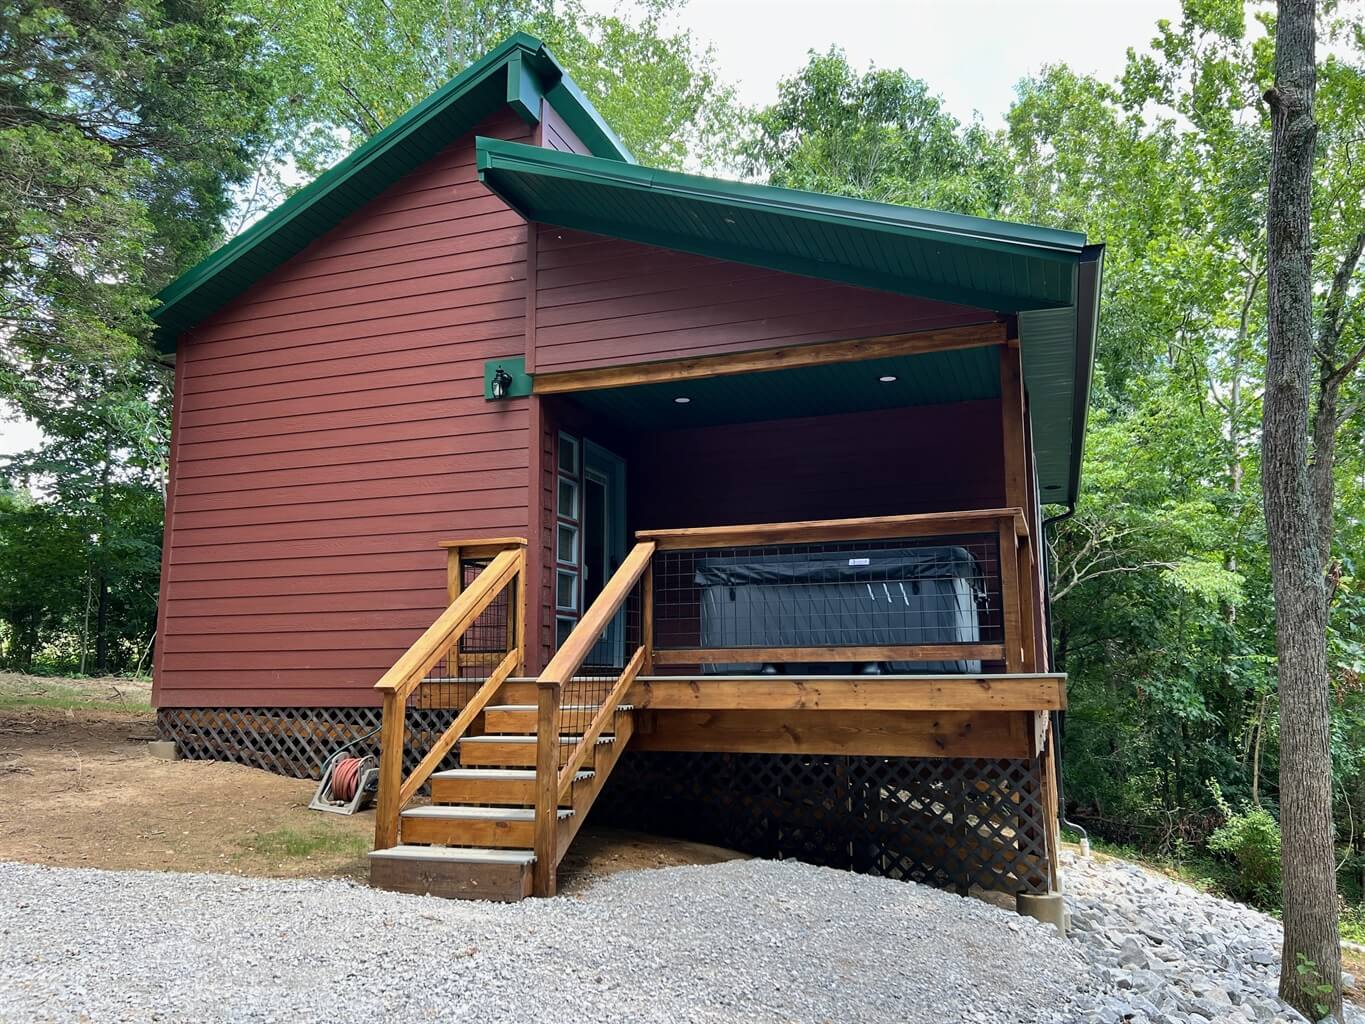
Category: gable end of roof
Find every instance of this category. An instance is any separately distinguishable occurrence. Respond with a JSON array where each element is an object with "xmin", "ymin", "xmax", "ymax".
[{"xmin": 151, "ymin": 33, "xmax": 631, "ymax": 351}]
